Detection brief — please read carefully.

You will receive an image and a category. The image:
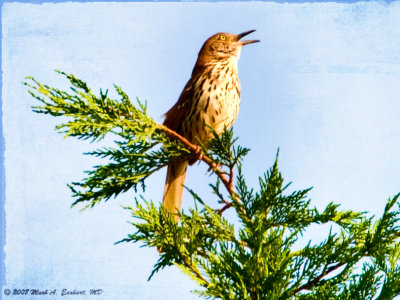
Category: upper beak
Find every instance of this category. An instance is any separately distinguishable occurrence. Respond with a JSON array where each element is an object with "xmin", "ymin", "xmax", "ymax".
[{"xmin": 237, "ymin": 29, "xmax": 260, "ymax": 46}]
